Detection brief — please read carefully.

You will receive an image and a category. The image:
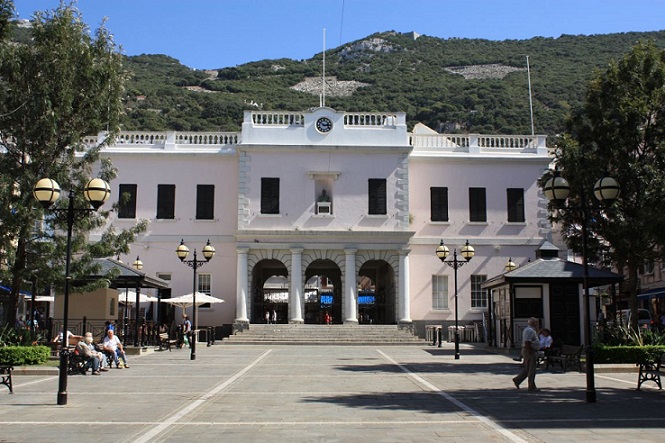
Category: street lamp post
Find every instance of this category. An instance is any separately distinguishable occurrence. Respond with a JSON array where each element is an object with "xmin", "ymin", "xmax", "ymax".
[
  {"xmin": 33, "ymin": 177, "xmax": 110, "ymax": 406},
  {"xmin": 505, "ymin": 258, "xmax": 518, "ymax": 273},
  {"xmin": 544, "ymin": 173, "xmax": 619, "ymax": 403},
  {"xmin": 176, "ymin": 239, "xmax": 215, "ymax": 361},
  {"xmin": 124, "ymin": 287, "xmax": 129, "ymax": 341},
  {"xmin": 132, "ymin": 256, "xmax": 143, "ymax": 347},
  {"xmin": 116, "ymin": 255, "xmax": 131, "ymax": 343},
  {"xmin": 436, "ymin": 240, "xmax": 475, "ymax": 360}
]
